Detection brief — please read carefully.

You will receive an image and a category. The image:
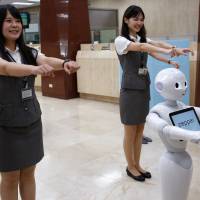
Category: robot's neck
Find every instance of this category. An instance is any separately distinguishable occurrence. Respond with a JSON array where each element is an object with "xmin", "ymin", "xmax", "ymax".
[{"xmin": 165, "ymin": 99, "xmax": 178, "ymax": 106}]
